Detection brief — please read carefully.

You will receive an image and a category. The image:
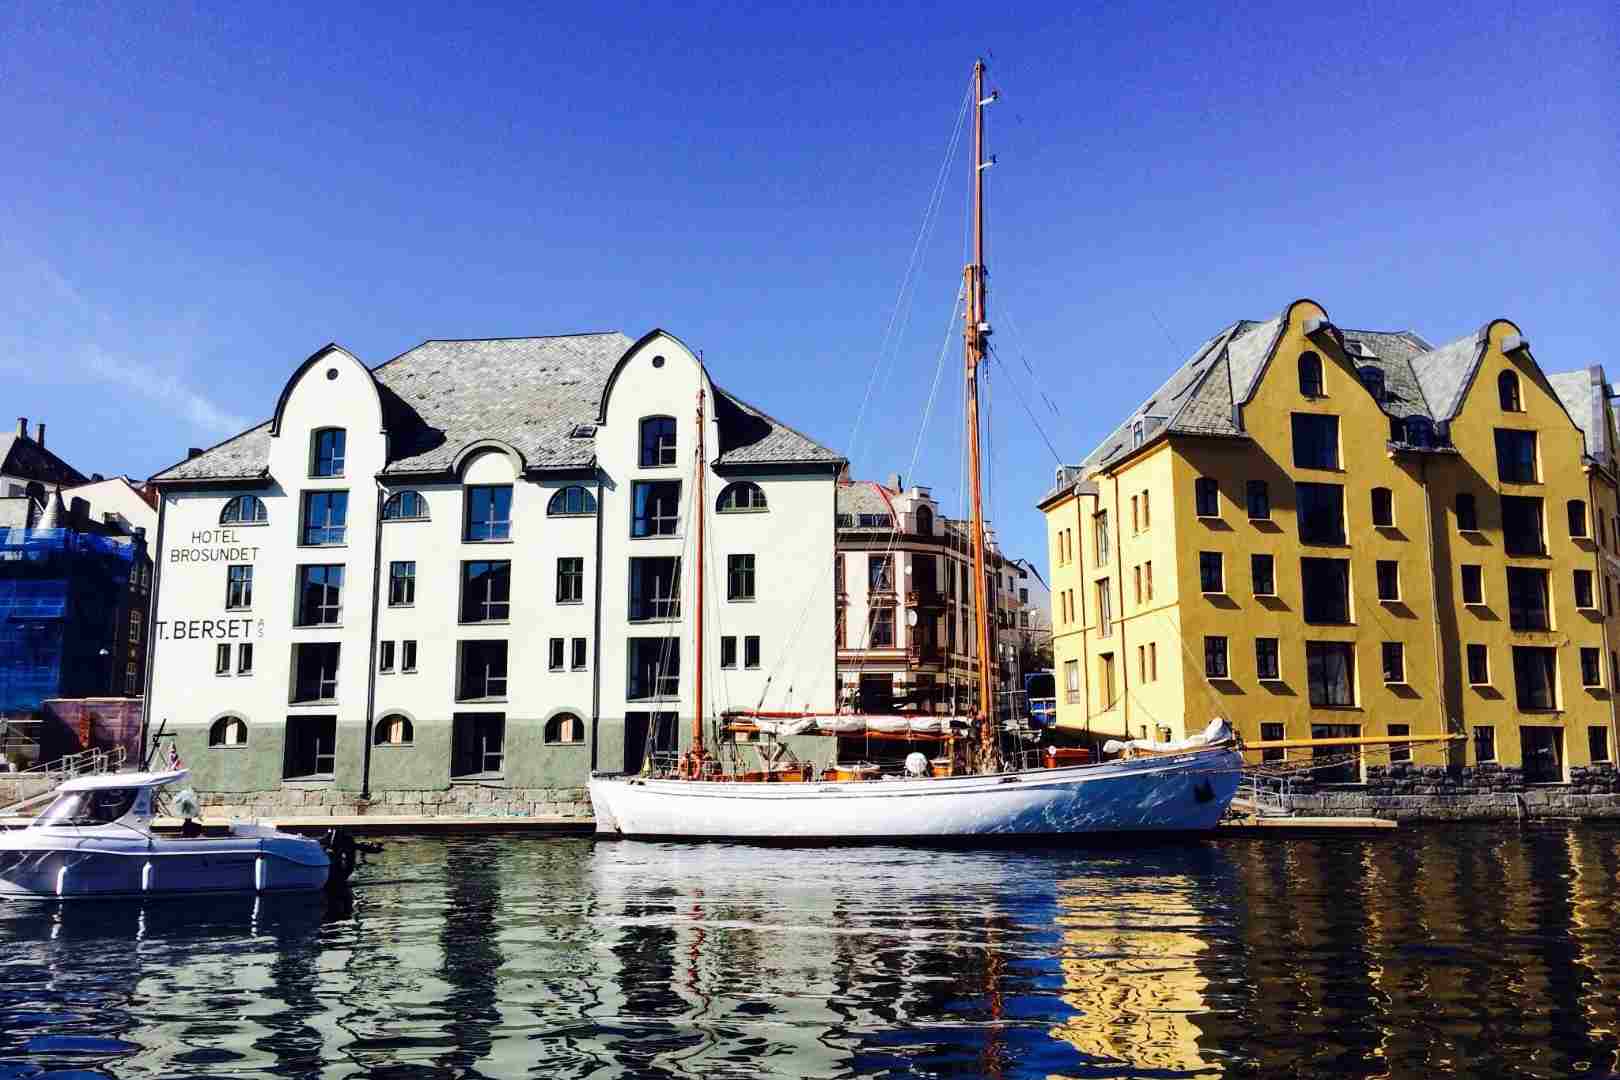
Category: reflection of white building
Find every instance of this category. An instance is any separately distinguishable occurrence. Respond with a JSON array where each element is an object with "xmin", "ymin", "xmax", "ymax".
[{"xmin": 147, "ymin": 331, "xmax": 842, "ymax": 802}]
